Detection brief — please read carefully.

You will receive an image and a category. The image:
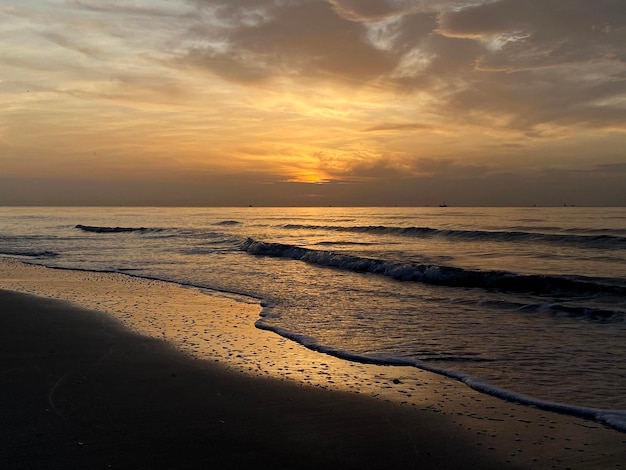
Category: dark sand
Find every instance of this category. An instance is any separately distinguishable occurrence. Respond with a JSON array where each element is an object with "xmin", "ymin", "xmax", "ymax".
[{"xmin": 1, "ymin": 290, "xmax": 511, "ymax": 469}]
